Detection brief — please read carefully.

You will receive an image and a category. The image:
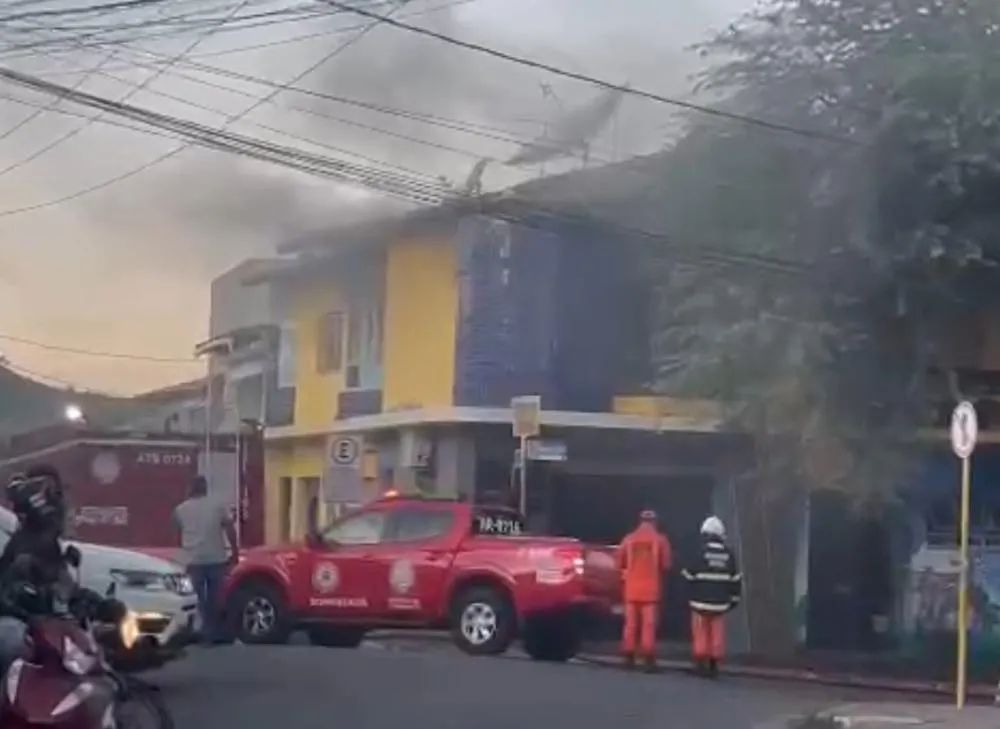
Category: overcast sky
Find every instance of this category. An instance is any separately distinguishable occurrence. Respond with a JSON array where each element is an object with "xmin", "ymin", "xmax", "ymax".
[{"xmin": 0, "ymin": 0, "xmax": 749, "ymax": 395}]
